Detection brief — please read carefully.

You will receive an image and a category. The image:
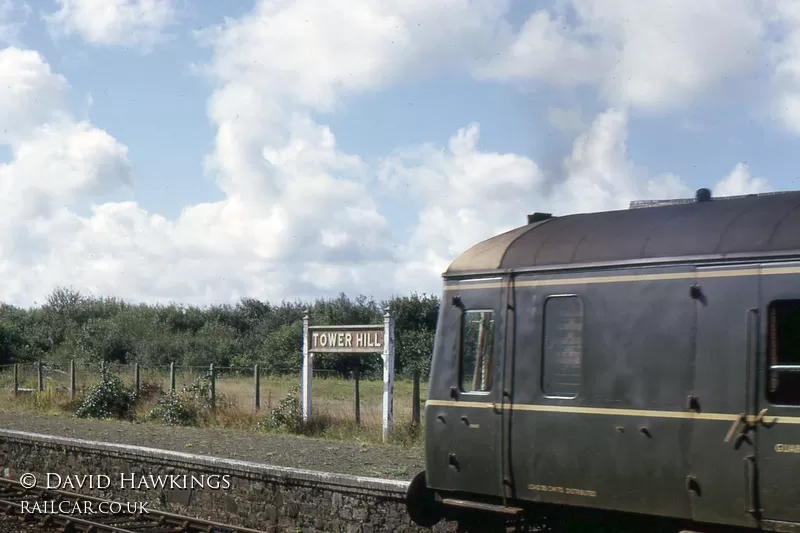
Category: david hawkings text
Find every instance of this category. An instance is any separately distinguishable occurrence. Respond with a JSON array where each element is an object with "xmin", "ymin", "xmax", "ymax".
[{"xmin": 46, "ymin": 473, "xmax": 232, "ymax": 490}]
